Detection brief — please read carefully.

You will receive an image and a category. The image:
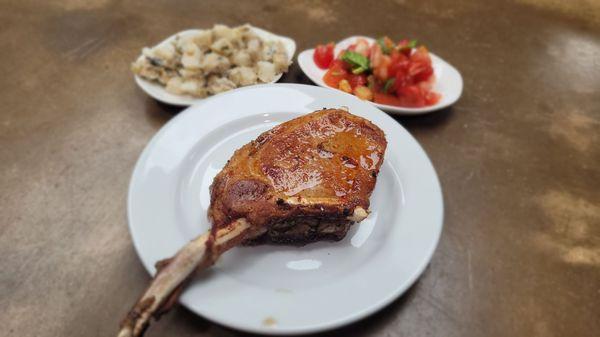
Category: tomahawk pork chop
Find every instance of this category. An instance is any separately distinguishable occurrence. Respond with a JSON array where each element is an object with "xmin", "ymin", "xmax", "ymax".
[{"xmin": 118, "ymin": 108, "xmax": 387, "ymax": 337}]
